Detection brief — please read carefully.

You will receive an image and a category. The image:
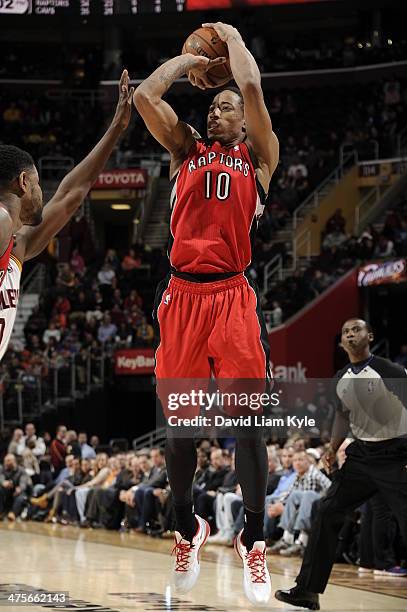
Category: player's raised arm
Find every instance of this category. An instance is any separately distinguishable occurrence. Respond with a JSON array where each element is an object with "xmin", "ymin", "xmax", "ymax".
[
  {"xmin": 203, "ymin": 22, "xmax": 279, "ymax": 191},
  {"xmin": 18, "ymin": 70, "xmax": 134, "ymax": 262},
  {"xmin": 133, "ymin": 54, "xmax": 225, "ymax": 171}
]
